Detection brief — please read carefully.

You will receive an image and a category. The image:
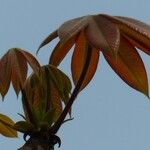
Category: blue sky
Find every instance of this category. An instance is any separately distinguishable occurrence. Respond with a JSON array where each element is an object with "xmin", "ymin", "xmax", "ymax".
[{"xmin": 0, "ymin": 0, "xmax": 150, "ymax": 150}]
